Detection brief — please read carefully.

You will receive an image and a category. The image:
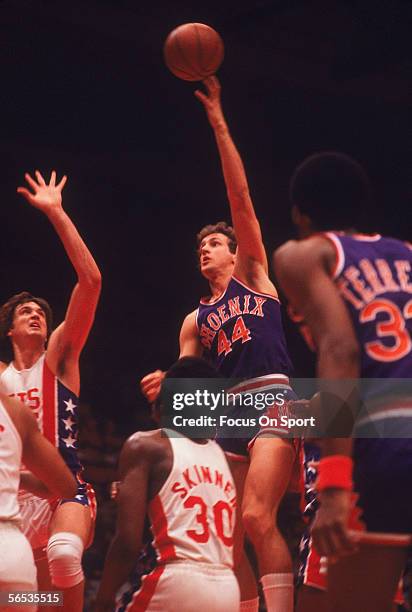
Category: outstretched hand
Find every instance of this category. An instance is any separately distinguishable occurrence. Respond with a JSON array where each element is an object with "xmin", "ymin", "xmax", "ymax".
[
  {"xmin": 17, "ymin": 170, "xmax": 67, "ymax": 214},
  {"xmin": 195, "ymin": 76, "xmax": 225, "ymax": 129},
  {"xmin": 311, "ymin": 488, "xmax": 358, "ymax": 559},
  {"xmin": 140, "ymin": 369, "xmax": 165, "ymax": 403}
]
